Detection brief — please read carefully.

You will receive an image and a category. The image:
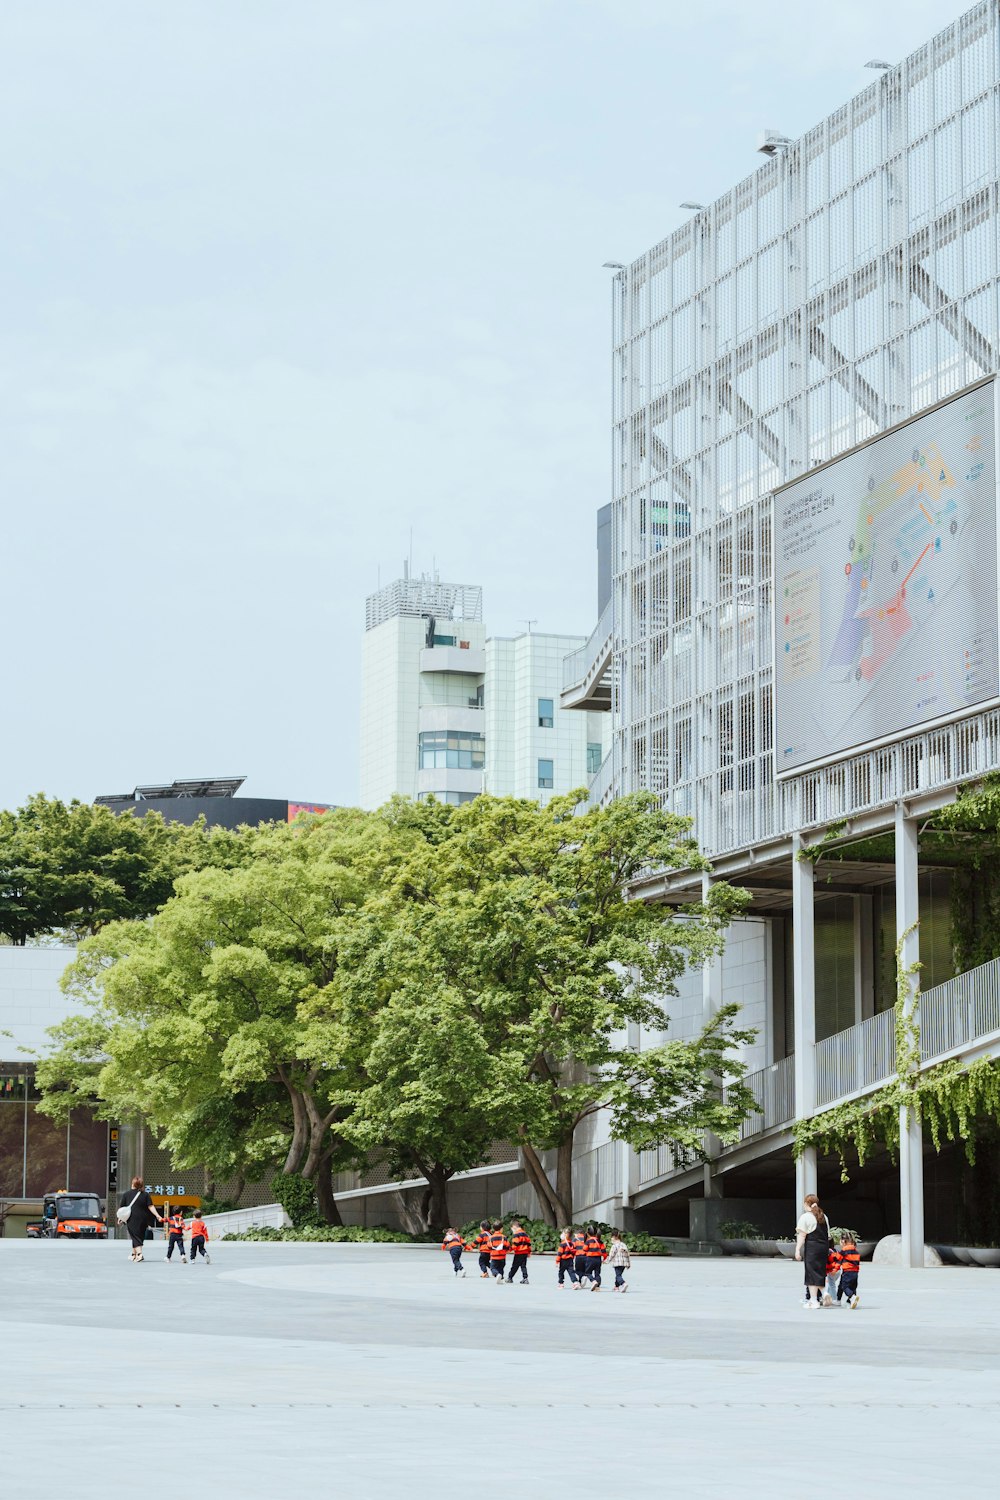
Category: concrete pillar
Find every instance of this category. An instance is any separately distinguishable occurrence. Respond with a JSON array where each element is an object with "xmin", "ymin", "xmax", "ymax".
[
  {"xmin": 791, "ymin": 835, "xmax": 817, "ymax": 1203},
  {"xmin": 895, "ymin": 803, "xmax": 925, "ymax": 1269},
  {"xmin": 702, "ymin": 873, "xmax": 725, "ymax": 1199}
]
